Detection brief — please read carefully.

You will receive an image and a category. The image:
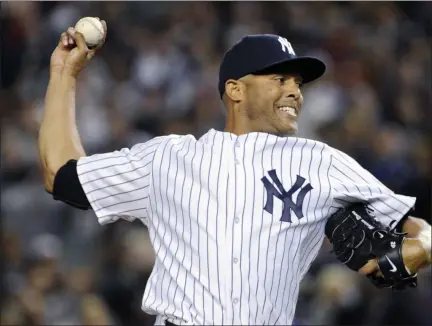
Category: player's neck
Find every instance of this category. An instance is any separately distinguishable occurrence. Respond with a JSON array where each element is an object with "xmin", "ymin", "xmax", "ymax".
[
  {"xmin": 224, "ymin": 106, "xmax": 258, "ymax": 136},
  {"xmin": 224, "ymin": 122, "xmax": 250, "ymax": 136},
  {"xmin": 224, "ymin": 119, "xmax": 255, "ymax": 136},
  {"xmin": 224, "ymin": 110, "xmax": 292, "ymax": 137}
]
